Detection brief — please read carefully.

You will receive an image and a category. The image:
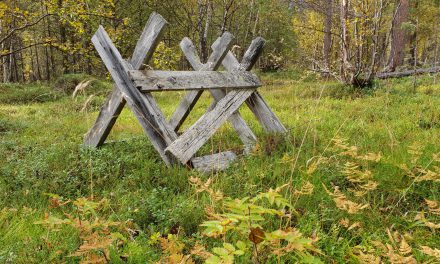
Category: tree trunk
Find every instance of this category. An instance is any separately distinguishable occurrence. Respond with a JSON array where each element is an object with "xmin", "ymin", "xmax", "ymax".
[
  {"xmin": 202, "ymin": 0, "xmax": 212, "ymax": 62},
  {"xmin": 58, "ymin": 0, "xmax": 69, "ymax": 74},
  {"xmin": 387, "ymin": 0, "xmax": 409, "ymax": 71},
  {"xmin": 34, "ymin": 43, "xmax": 42, "ymax": 80},
  {"xmin": 408, "ymin": 29, "xmax": 417, "ymax": 66},
  {"xmin": 323, "ymin": 0, "xmax": 333, "ymax": 75},
  {"xmin": 340, "ymin": 0, "xmax": 352, "ymax": 83},
  {"xmin": 197, "ymin": 0, "xmax": 210, "ymax": 62}
]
